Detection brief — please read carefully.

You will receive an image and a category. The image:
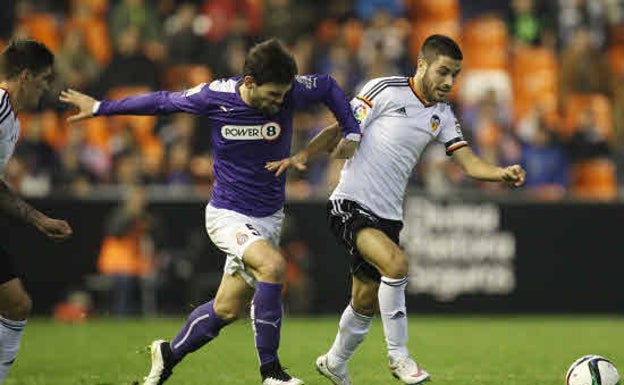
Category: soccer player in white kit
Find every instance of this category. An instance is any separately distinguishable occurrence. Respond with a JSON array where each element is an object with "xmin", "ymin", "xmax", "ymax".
[
  {"xmin": 0, "ymin": 40, "xmax": 73, "ymax": 384},
  {"xmin": 320, "ymin": 34, "xmax": 525, "ymax": 385},
  {"xmin": 270, "ymin": 34, "xmax": 526, "ymax": 385}
]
